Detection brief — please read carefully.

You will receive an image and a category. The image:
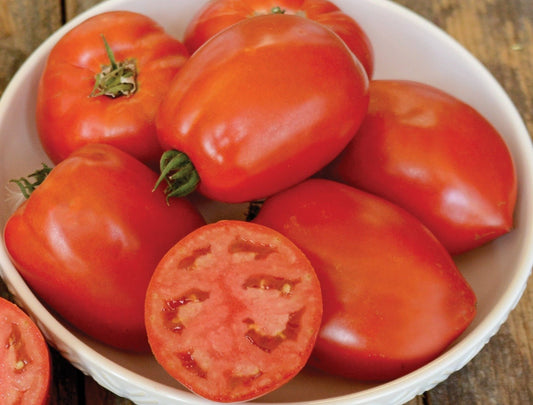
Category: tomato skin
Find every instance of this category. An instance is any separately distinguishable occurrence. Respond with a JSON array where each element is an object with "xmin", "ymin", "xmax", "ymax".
[
  {"xmin": 156, "ymin": 13, "xmax": 369, "ymax": 203},
  {"xmin": 183, "ymin": 0, "xmax": 374, "ymax": 78},
  {"xmin": 36, "ymin": 11, "xmax": 189, "ymax": 168},
  {"xmin": 326, "ymin": 80, "xmax": 517, "ymax": 255},
  {"xmin": 254, "ymin": 179, "xmax": 477, "ymax": 381},
  {"xmin": 4, "ymin": 144, "xmax": 206, "ymax": 352},
  {"xmin": 0, "ymin": 297, "xmax": 51, "ymax": 405},
  {"xmin": 145, "ymin": 220, "xmax": 322, "ymax": 402}
]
